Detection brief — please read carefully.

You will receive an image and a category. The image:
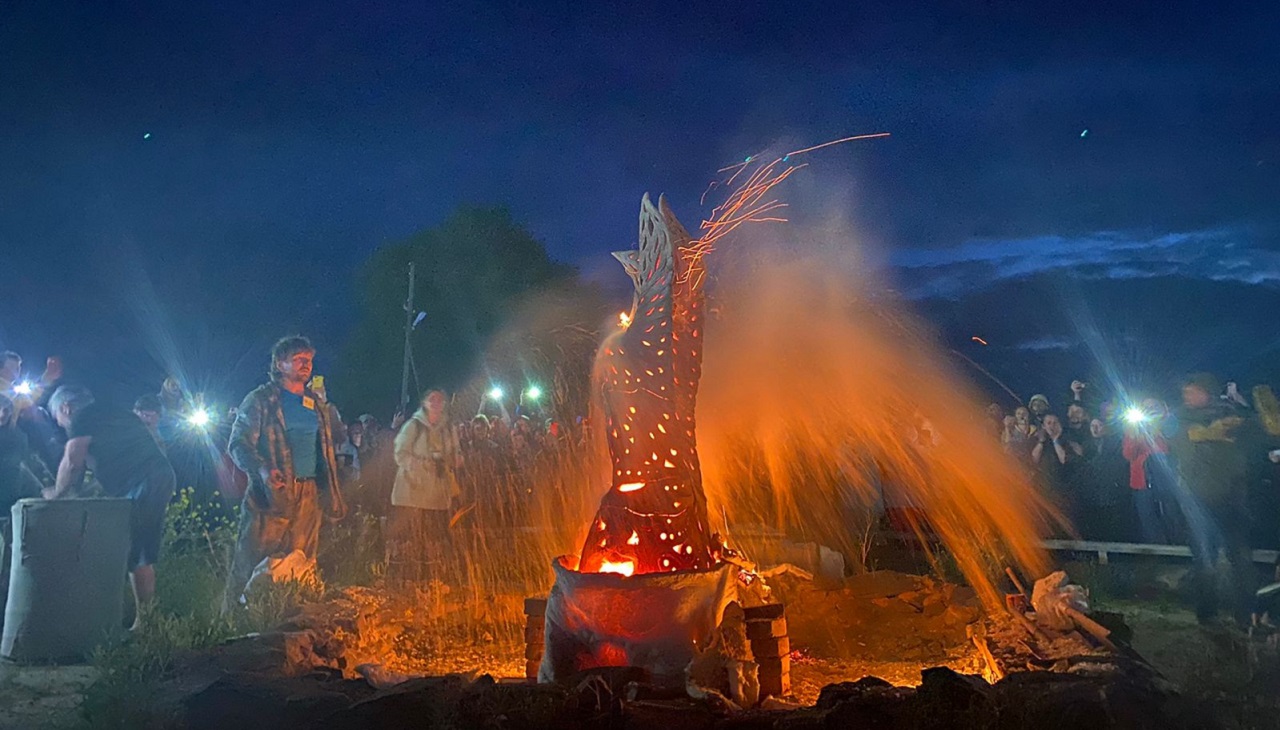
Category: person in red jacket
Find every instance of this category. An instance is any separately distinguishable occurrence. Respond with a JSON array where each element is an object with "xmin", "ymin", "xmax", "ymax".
[{"xmin": 1122, "ymin": 398, "xmax": 1171, "ymax": 544}]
